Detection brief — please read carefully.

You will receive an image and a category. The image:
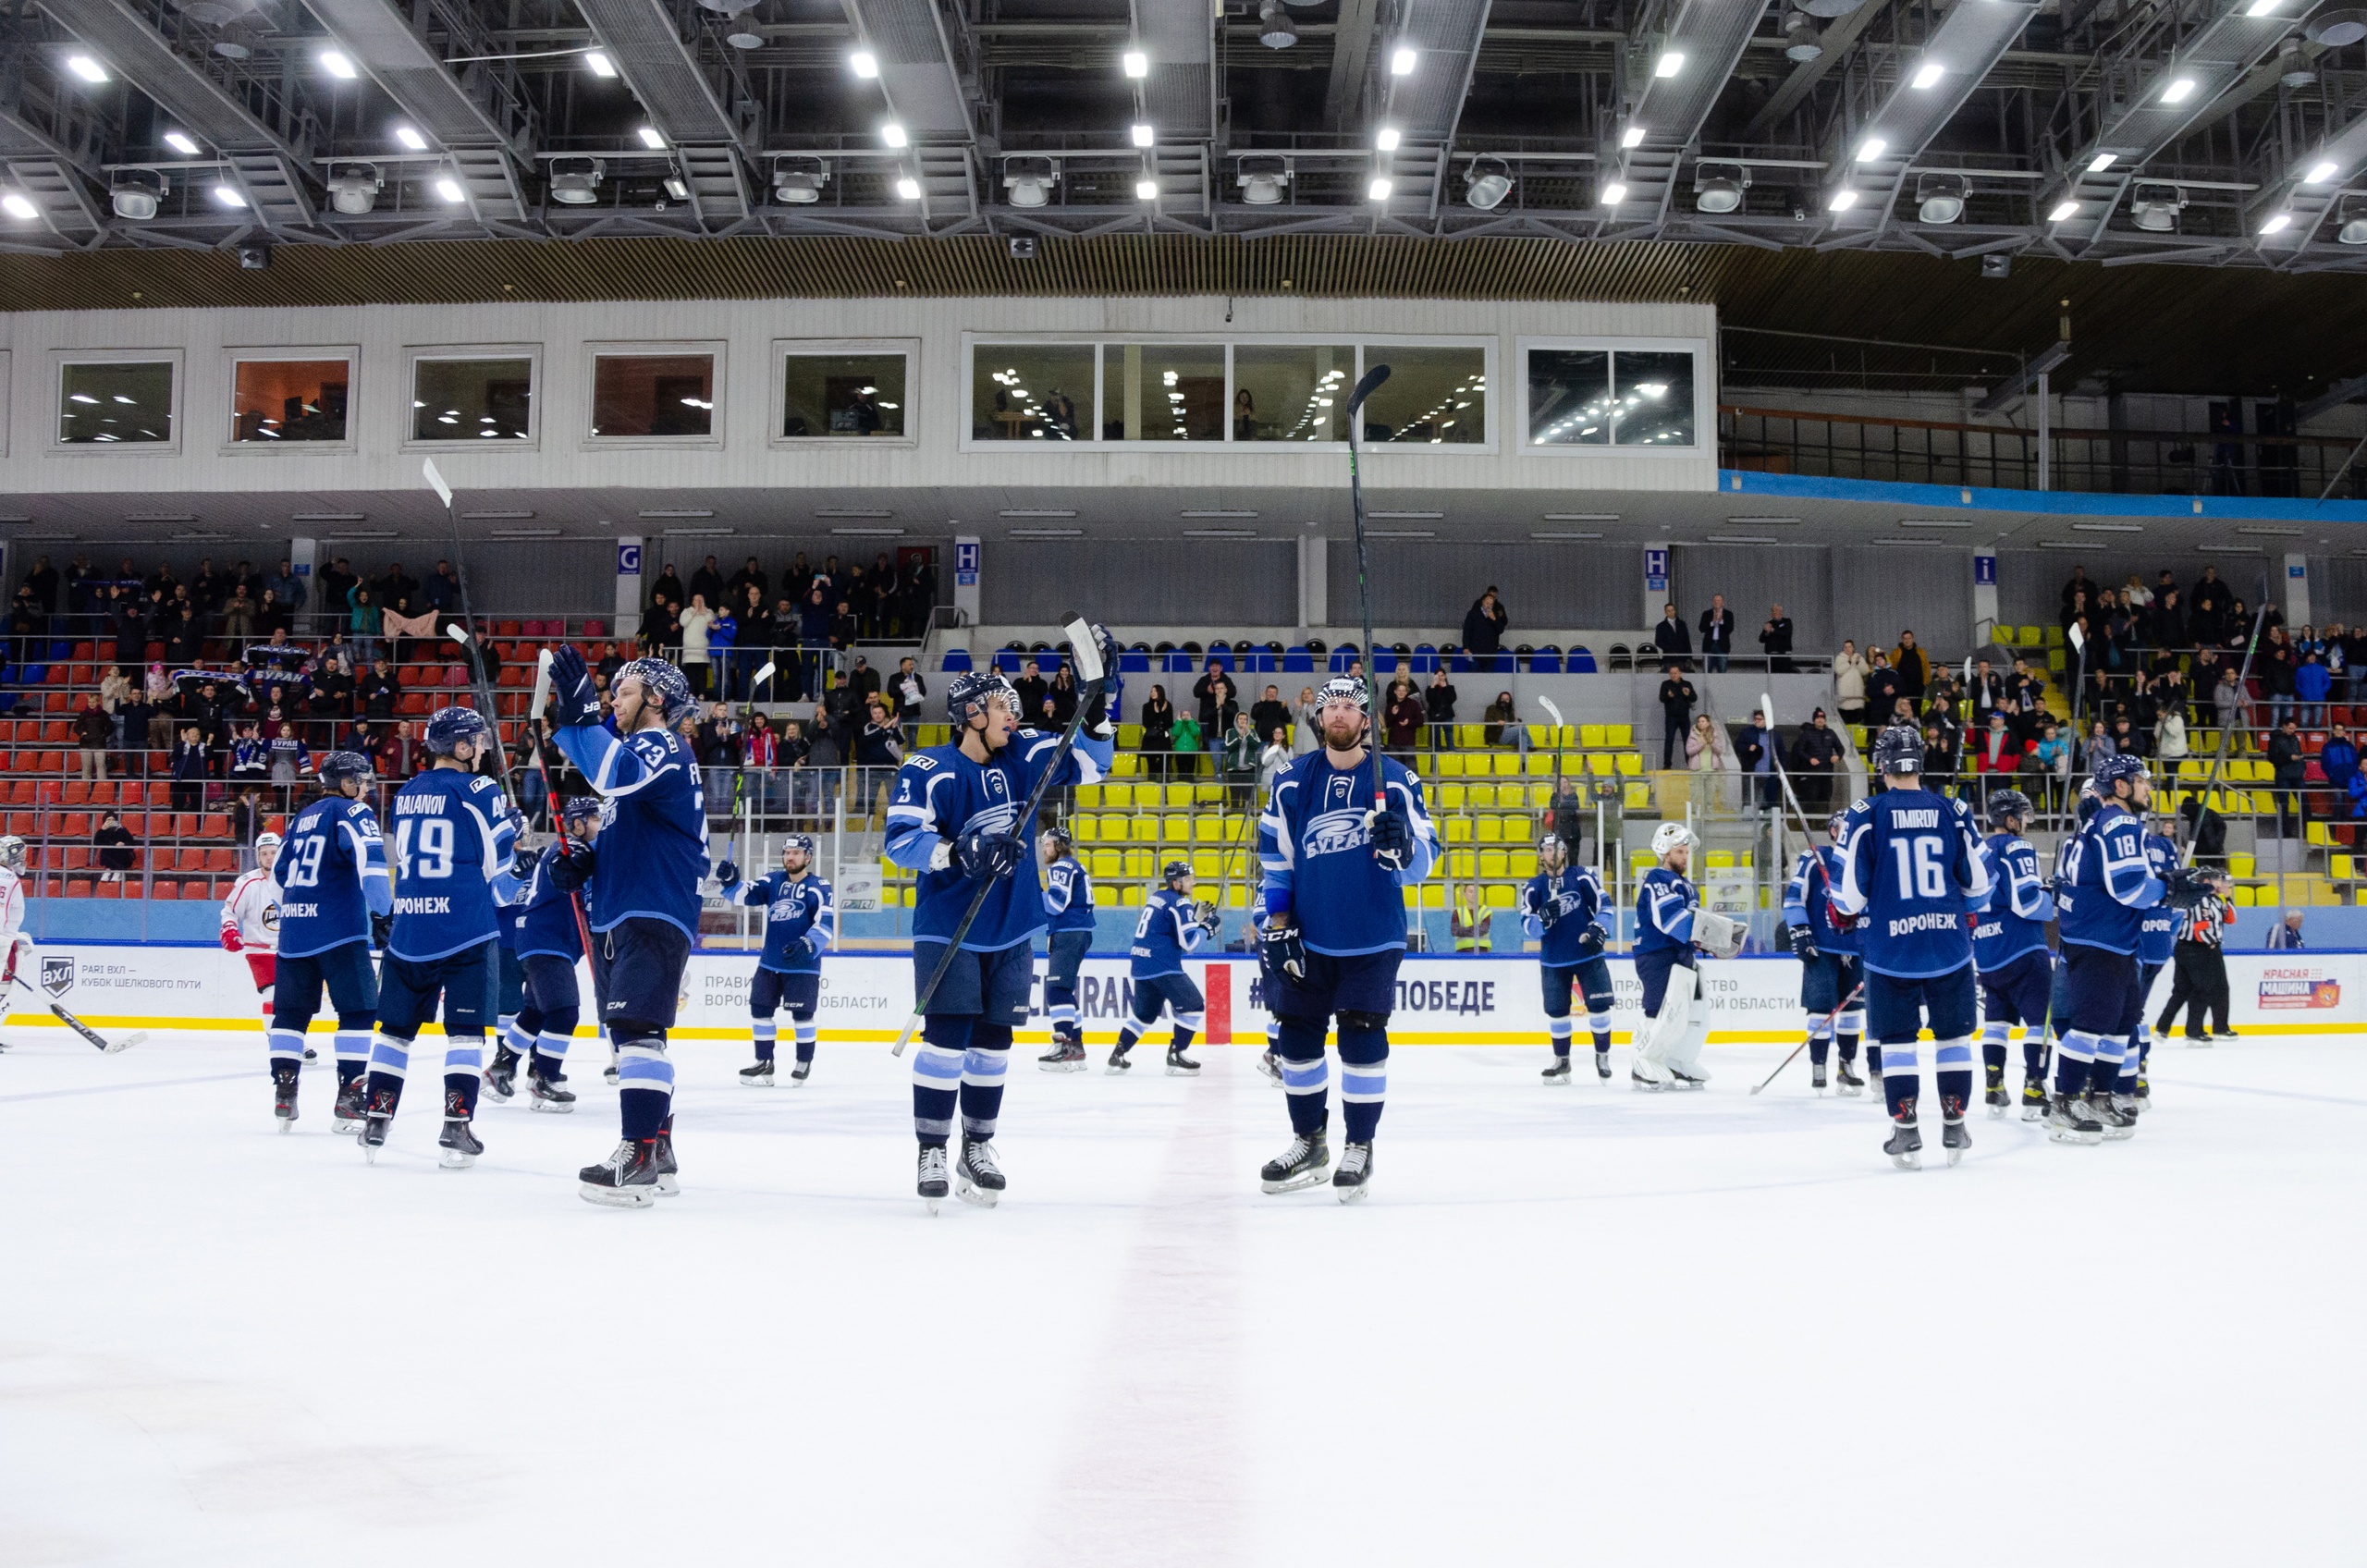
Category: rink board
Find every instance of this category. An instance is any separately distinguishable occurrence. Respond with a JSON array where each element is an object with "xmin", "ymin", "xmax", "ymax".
[{"xmin": 13, "ymin": 945, "xmax": 2361, "ymax": 1044}]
